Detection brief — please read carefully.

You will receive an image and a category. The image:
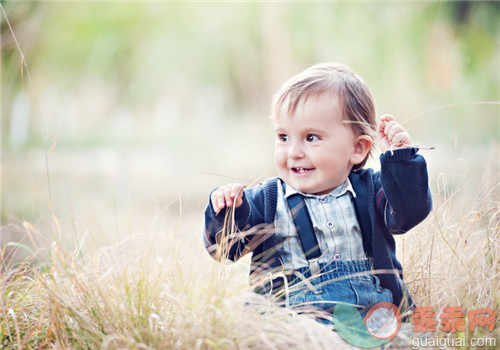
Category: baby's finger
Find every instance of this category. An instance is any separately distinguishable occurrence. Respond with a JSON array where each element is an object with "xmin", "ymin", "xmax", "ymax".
[
  {"xmin": 211, "ymin": 189, "xmax": 226, "ymax": 214},
  {"xmin": 378, "ymin": 114, "xmax": 395, "ymax": 128},
  {"xmin": 377, "ymin": 120, "xmax": 386, "ymax": 133},
  {"xmin": 231, "ymin": 184, "xmax": 245, "ymax": 207},
  {"xmin": 224, "ymin": 184, "xmax": 235, "ymax": 207},
  {"xmin": 377, "ymin": 115, "xmax": 393, "ymax": 134},
  {"xmin": 231, "ymin": 183, "xmax": 245, "ymax": 197},
  {"xmin": 387, "ymin": 122, "xmax": 405, "ymax": 141},
  {"xmin": 229, "ymin": 183, "xmax": 240, "ymax": 197},
  {"xmin": 392, "ymin": 131, "xmax": 411, "ymax": 148},
  {"xmin": 379, "ymin": 114, "xmax": 395, "ymax": 122},
  {"xmin": 380, "ymin": 120, "xmax": 395, "ymax": 139}
]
